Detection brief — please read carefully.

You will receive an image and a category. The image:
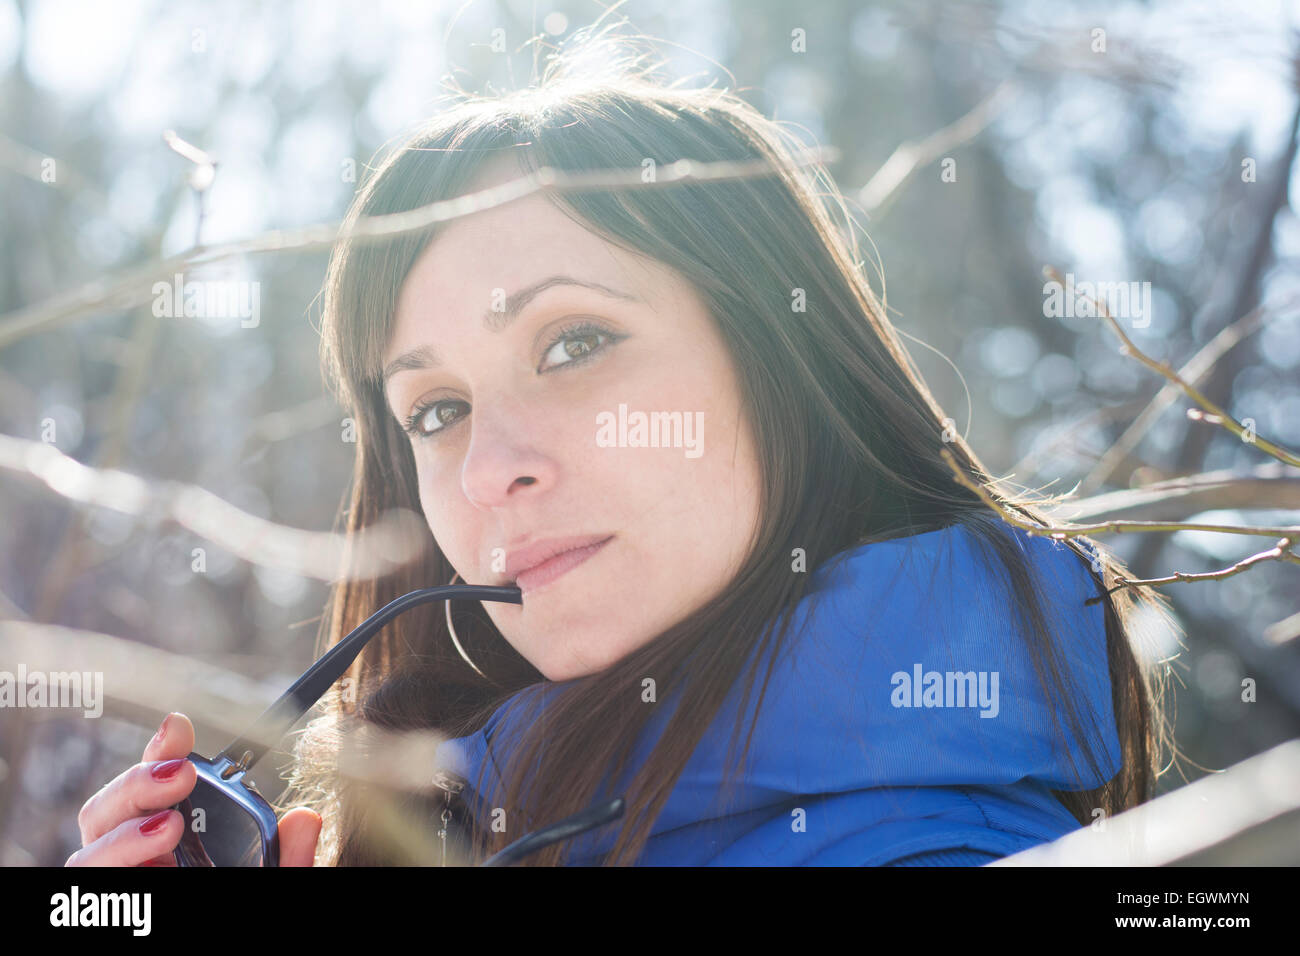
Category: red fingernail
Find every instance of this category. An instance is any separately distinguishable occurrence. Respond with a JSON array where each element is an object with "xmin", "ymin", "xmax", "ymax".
[
  {"xmin": 150, "ymin": 758, "xmax": 186, "ymax": 781},
  {"xmin": 139, "ymin": 810, "xmax": 173, "ymax": 836},
  {"xmin": 152, "ymin": 714, "xmax": 173, "ymax": 745}
]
